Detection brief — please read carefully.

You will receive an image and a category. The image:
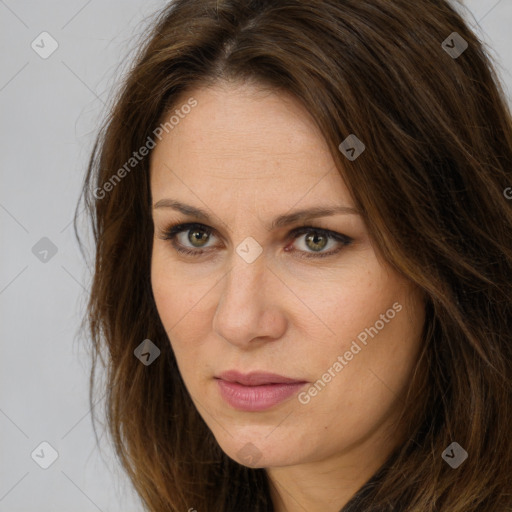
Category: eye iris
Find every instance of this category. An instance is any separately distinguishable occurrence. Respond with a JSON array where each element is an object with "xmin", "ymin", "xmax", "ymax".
[
  {"xmin": 305, "ymin": 232, "xmax": 327, "ymax": 252},
  {"xmin": 188, "ymin": 228, "xmax": 209, "ymax": 247}
]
